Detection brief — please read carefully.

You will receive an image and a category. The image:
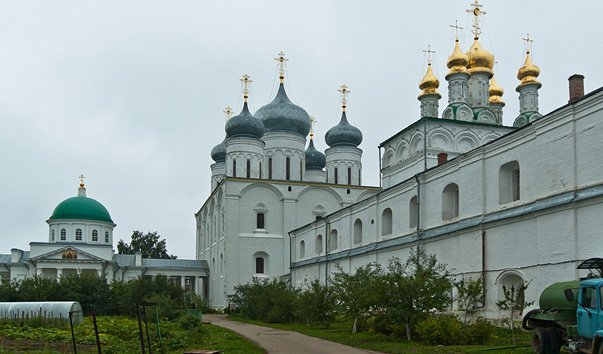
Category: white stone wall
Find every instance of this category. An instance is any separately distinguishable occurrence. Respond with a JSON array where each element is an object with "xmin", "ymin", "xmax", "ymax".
[{"xmin": 291, "ymin": 90, "xmax": 603, "ymax": 318}]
